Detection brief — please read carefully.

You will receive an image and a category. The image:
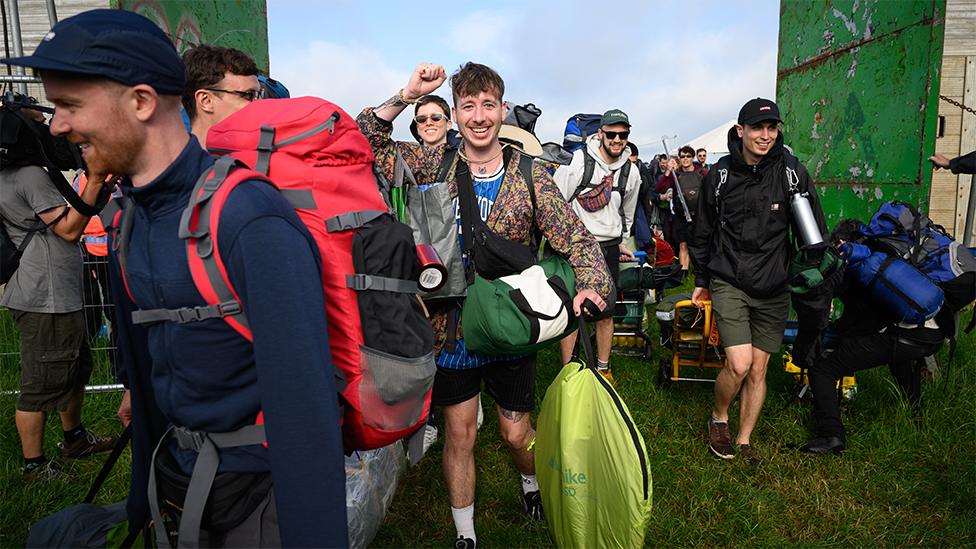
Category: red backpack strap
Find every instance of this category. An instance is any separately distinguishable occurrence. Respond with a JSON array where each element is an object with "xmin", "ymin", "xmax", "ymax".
[
  {"xmin": 130, "ymin": 156, "xmax": 268, "ymax": 341},
  {"xmin": 113, "ymin": 196, "xmax": 138, "ymax": 304}
]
